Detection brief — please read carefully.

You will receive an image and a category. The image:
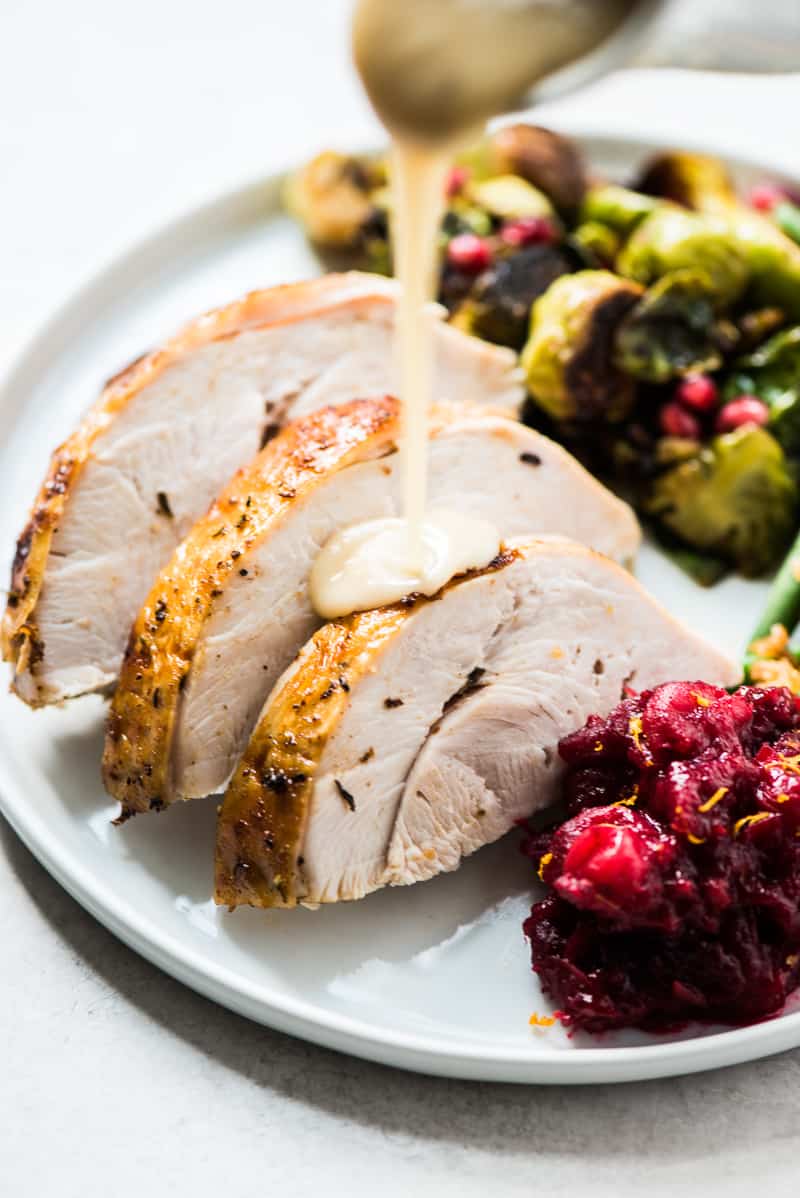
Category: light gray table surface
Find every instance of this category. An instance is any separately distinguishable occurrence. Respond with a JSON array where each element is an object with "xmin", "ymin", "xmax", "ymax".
[{"xmin": 2, "ymin": 3, "xmax": 800, "ymax": 1194}]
